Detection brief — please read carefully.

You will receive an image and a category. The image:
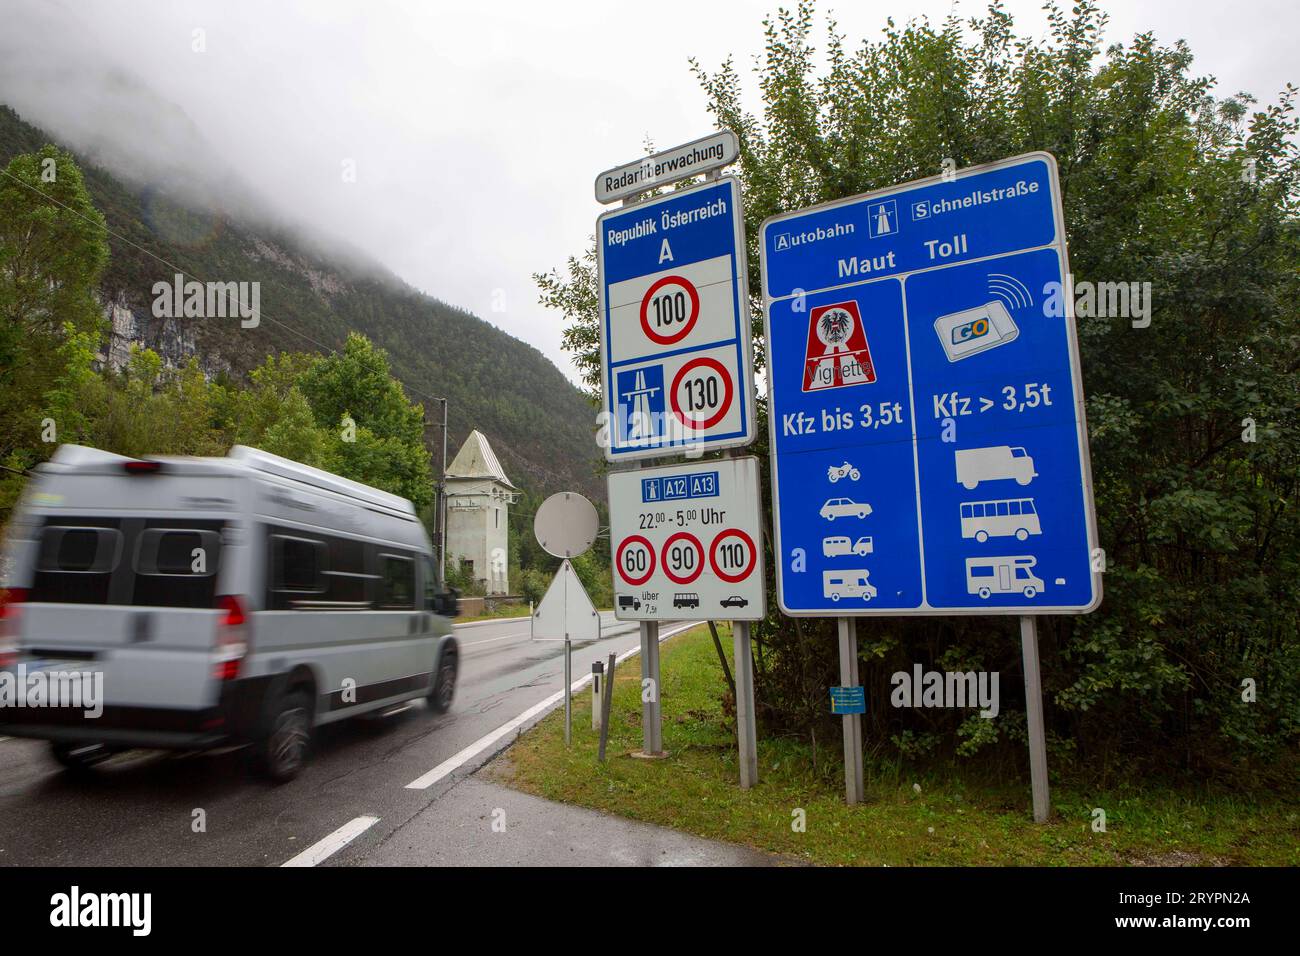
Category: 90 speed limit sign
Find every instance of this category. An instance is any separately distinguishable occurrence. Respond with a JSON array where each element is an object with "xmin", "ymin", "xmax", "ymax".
[{"xmin": 609, "ymin": 457, "xmax": 766, "ymax": 621}]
